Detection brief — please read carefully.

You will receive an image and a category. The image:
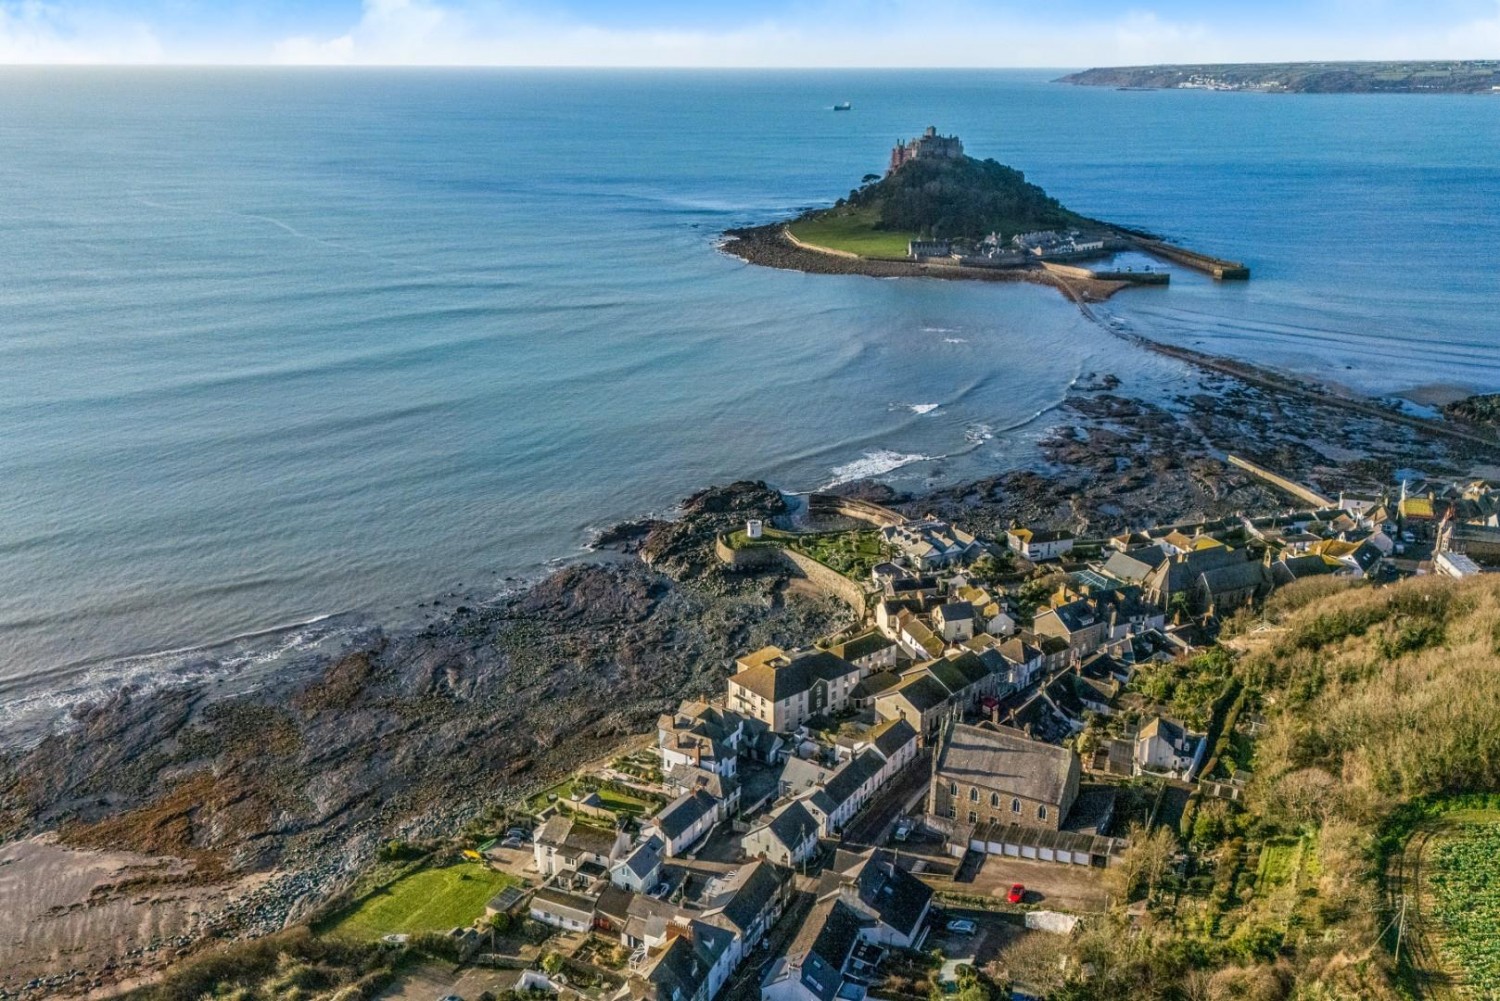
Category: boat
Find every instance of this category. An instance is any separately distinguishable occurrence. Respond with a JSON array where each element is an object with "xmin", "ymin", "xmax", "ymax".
[{"xmin": 833, "ymin": 101, "xmax": 852, "ymax": 111}]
